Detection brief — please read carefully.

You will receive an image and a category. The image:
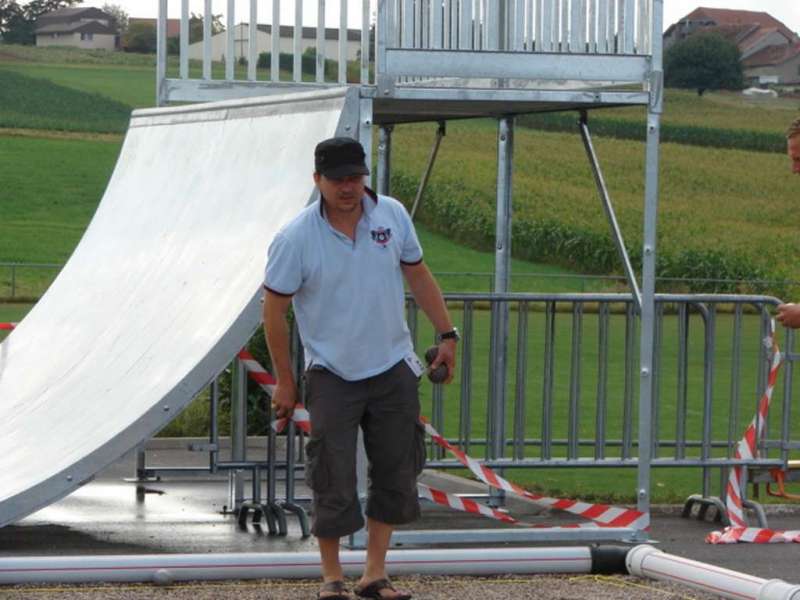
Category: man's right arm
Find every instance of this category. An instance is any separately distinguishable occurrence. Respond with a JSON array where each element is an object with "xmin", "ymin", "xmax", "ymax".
[{"xmin": 263, "ymin": 291, "xmax": 298, "ymax": 418}]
